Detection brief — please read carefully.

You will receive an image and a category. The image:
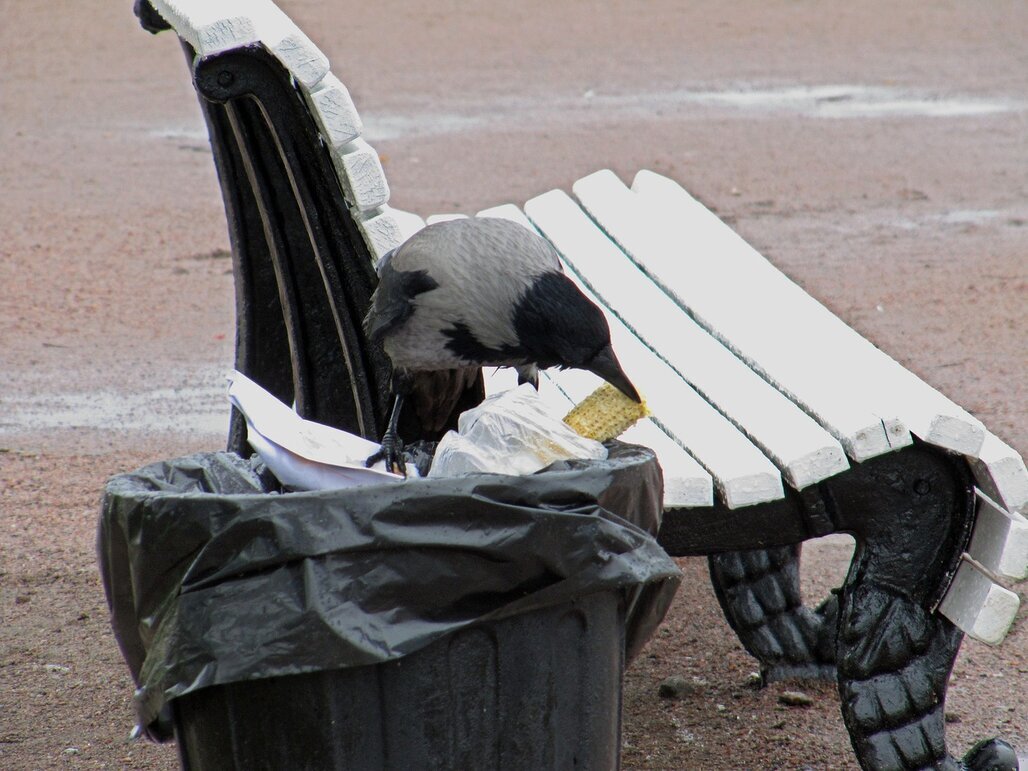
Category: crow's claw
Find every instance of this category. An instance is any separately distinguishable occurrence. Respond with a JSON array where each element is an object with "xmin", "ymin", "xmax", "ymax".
[{"xmin": 366, "ymin": 432, "xmax": 406, "ymax": 477}]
